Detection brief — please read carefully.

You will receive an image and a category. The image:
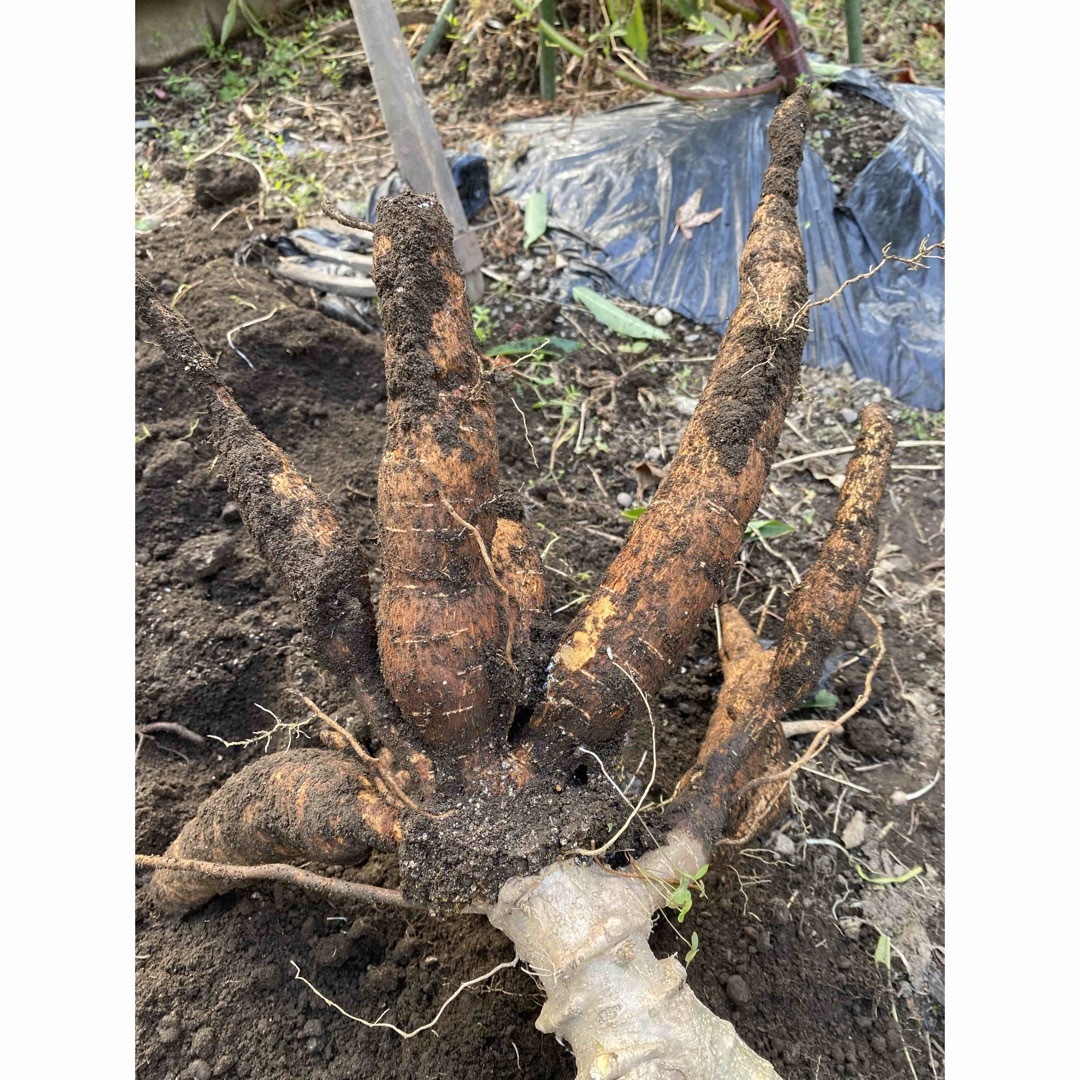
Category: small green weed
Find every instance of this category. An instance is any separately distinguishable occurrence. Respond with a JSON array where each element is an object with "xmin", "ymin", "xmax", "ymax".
[
  {"xmin": 666, "ymin": 864, "xmax": 709, "ymax": 923},
  {"xmin": 744, "ymin": 518, "xmax": 795, "ymax": 542},
  {"xmin": 897, "ymin": 405, "xmax": 944, "ymax": 442},
  {"xmin": 471, "ymin": 306, "xmax": 493, "ymax": 344}
]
